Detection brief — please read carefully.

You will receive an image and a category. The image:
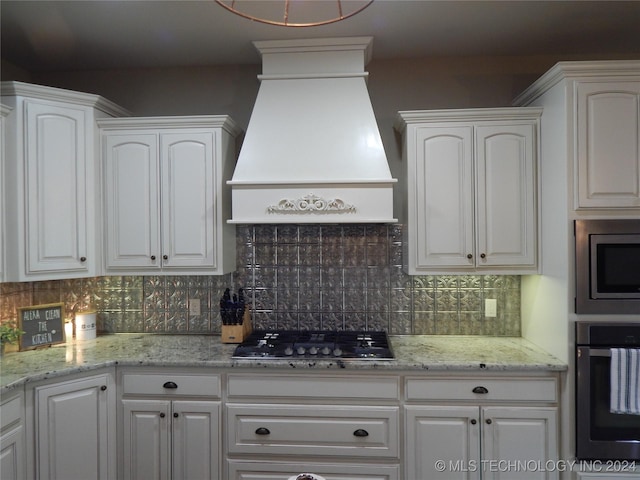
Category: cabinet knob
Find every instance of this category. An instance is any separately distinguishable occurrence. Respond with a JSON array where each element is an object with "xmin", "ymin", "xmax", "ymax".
[
  {"xmin": 480, "ymin": 253, "xmax": 486, "ymax": 259},
  {"xmin": 173, "ymin": 412, "xmax": 179, "ymax": 418},
  {"xmin": 100, "ymin": 385, "xmax": 107, "ymax": 391},
  {"xmin": 80, "ymin": 256, "xmax": 87, "ymax": 262},
  {"xmin": 470, "ymin": 419, "xmax": 477, "ymax": 425},
  {"xmin": 159, "ymin": 412, "xmax": 165, "ymax": 418},
  {"xmin": 151, "ymin": 255, "xmax": 156, "ymax": 261},
  {"xmin": 353, "ymin": 429, "xmax": 369, "ymax": 437},
  {"xmin": 472, "ymin": 386, "xmax": 489, "ymax": 394},
  {"xmin": 255, "ymin": 427, "xmax": 271, "ymax": 435},
  {"xmin": 467, "ymin": 254, "xmax": 473, "ymax": 259},
  {"xmin": 486, "ymin": 419, "xmax": 492, "ymax": 425},
  {"xmin": 163, "ymin": 255, "xmax": 168, "ymax": 260},
  {"xmin": 163, "ymin": 381, "xmax": 178, "ymax": 389}
]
